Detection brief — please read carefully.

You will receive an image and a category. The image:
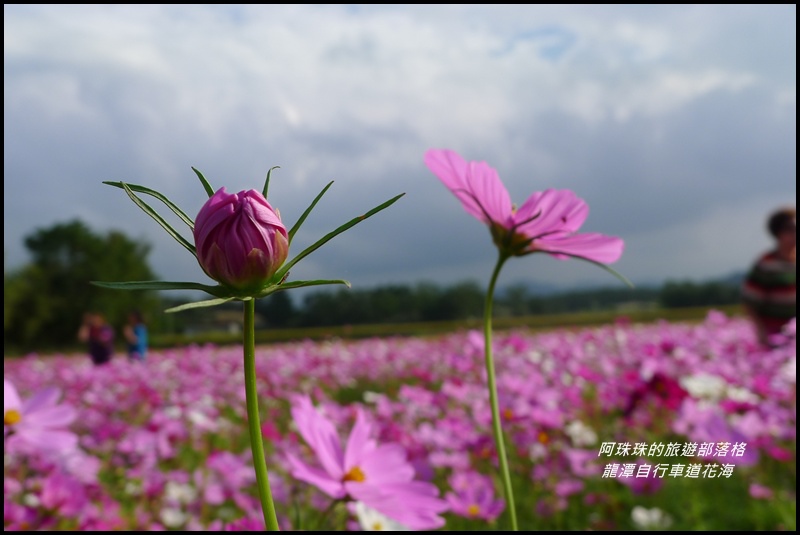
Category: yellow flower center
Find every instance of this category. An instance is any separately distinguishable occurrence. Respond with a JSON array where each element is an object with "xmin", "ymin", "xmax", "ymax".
[
  {"xmin": 343, "ymin": 466, "xmax": 366, "ymax": 483},
  {"xmin": 467, "ymin": 504, "xmax": 481, "ymax": 517},
  {"xmin": 4, "ymin": 409, "xmax": 22, "ymax": 426},
  {"xmin": 372, "ymin": 522, "xmax": 384, "ymax": 531},
  {"xmin": 502, "ymin": 408, "xmax": 514, "ymax": 421},
  {"xmin": 538, "ymin": 431, "xmax": 550, "ymax": 444}
]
